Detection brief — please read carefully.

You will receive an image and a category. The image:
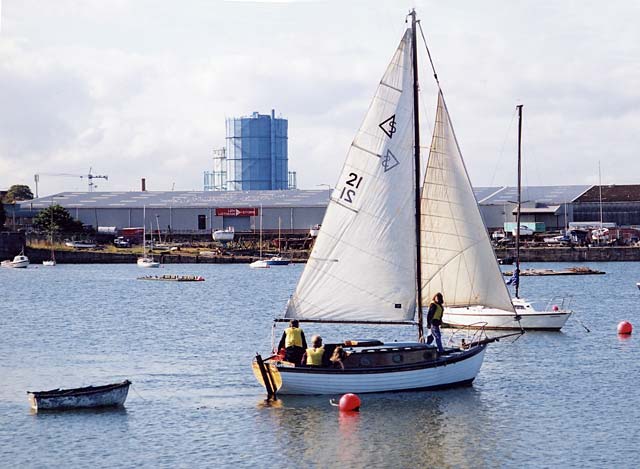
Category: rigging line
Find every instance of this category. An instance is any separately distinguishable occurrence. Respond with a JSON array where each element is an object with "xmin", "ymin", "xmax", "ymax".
[
  {"xmin": 417, "ymin": 20, "xmax": 440, "ymax": 88},
  {"xmin": 488, "ymin": 107, "xmax": 518, "ymax": 188}
]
